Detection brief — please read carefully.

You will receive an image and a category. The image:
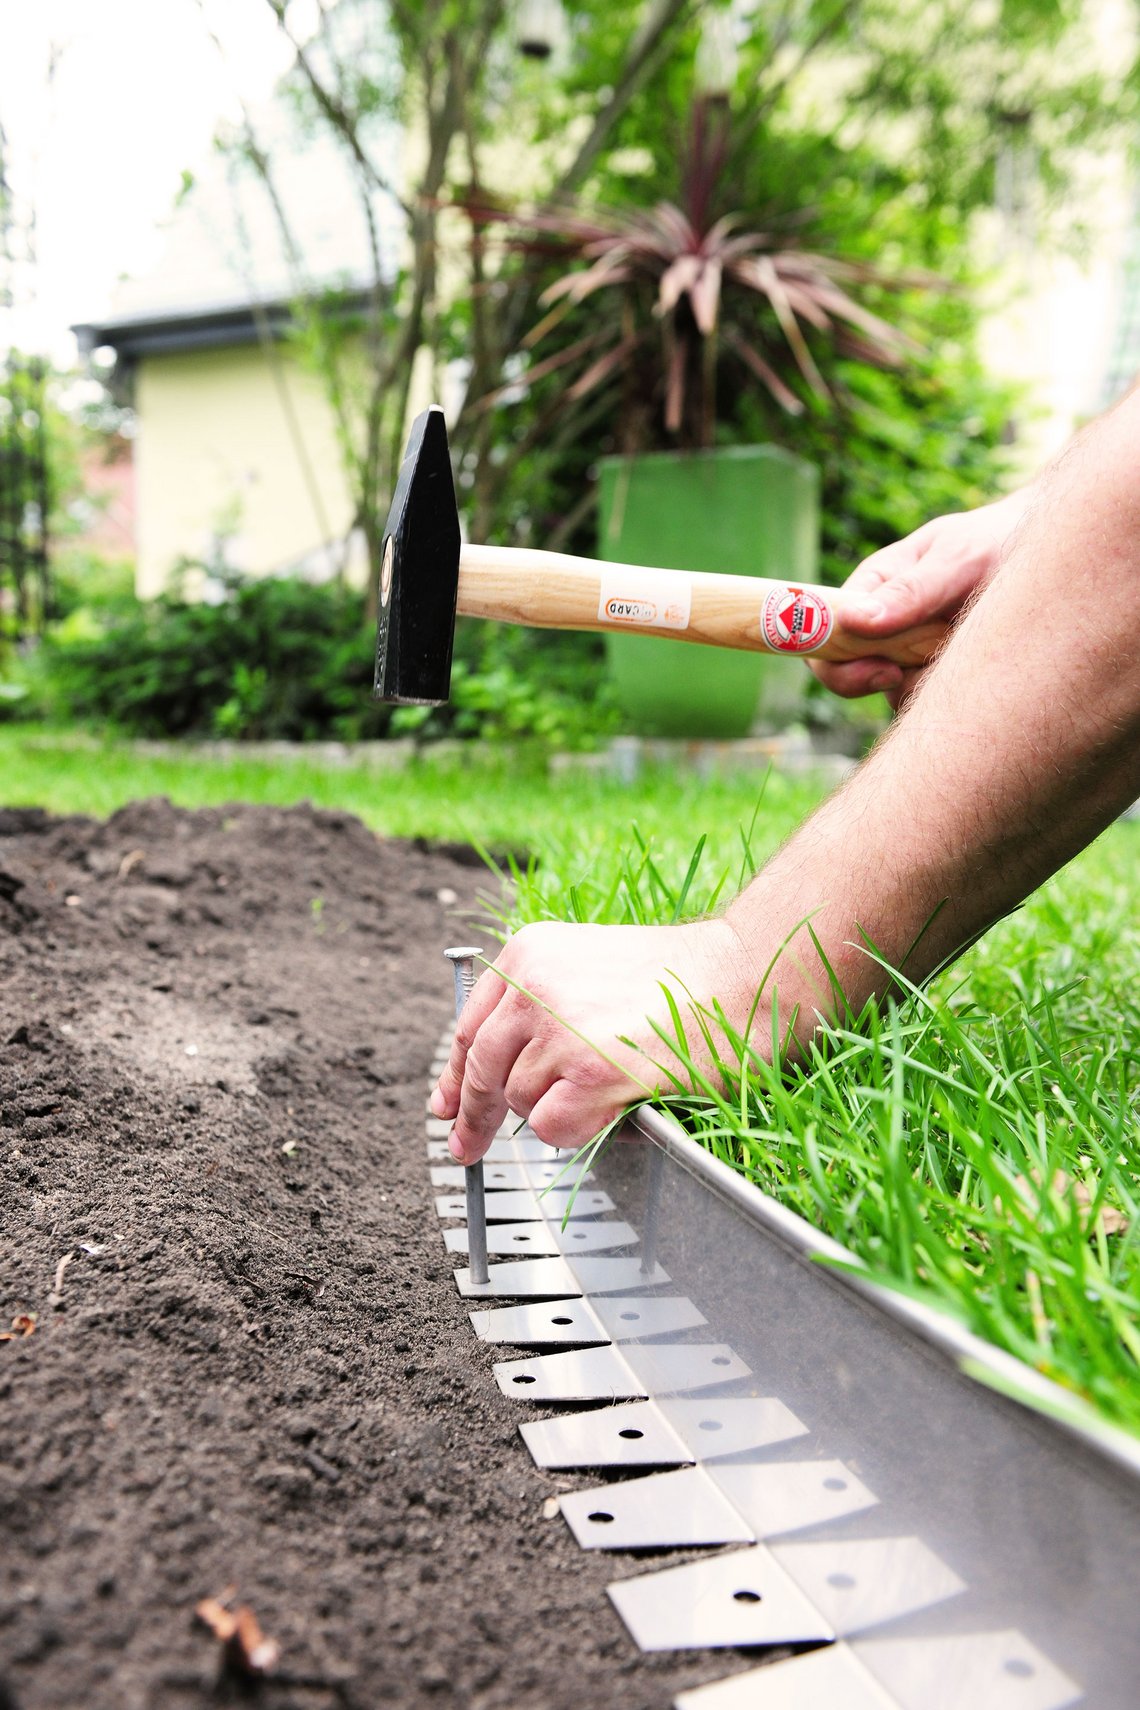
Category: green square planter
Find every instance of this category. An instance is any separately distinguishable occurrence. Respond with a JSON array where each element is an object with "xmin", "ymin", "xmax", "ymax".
[{"xmin": 598, "ymin": 444, "xmax": 820, "ymax": 738}]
